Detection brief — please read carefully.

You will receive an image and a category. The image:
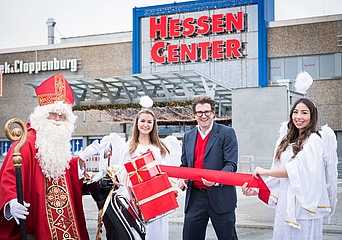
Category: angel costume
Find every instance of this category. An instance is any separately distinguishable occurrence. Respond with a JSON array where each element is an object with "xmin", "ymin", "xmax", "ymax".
[
  {"xmin": 266, "ymin": 131, "xmax": 334, "ymax": 240},
  {"xmin": 97, "ymin": 134, "xmax": 181, "ymax": 240},
  {"xmin": 121, "ymin": 144, "xmax": 172, "ymax": 240}
]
